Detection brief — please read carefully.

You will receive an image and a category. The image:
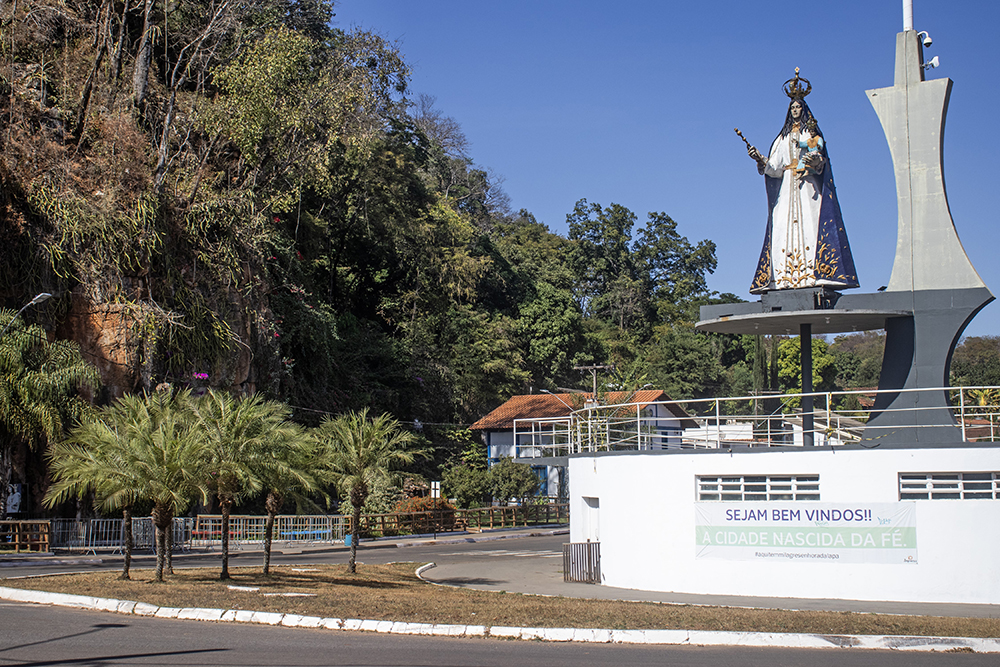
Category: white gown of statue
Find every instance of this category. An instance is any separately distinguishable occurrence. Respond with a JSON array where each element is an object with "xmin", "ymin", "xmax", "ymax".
[{"xmin": 762, "ymin": 127, "xmax": 824, "ymax": 290}]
